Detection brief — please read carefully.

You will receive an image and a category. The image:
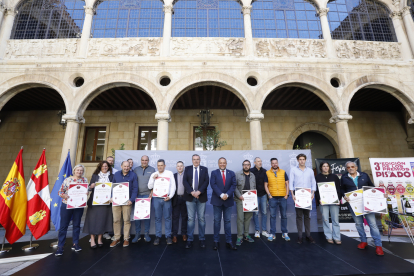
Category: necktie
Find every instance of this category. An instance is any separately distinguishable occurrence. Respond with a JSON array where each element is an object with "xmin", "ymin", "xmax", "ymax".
[
  {"xmin": 194, "ymin": 167, "xmax": 199, "ymax": 191},
  {"xmin": 222, "ymin": 170, "xmax": 226, "ymax": 186}
]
